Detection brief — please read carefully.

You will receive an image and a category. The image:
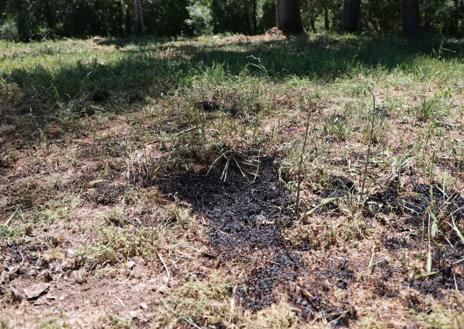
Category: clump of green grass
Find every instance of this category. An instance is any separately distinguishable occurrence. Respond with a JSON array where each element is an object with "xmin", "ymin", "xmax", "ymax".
[
  {"xmin": 154, "ymin": 273, "xmax": 234, "ymax": 328},
  {"xmin": 415, "ymin": 96, "xmax": 449, "ymax": 122},
  {"xmin": 416, "ymin": 305, "xmax": 464, "ymax": 329},
  {"xmin": 100, "ymin": 207, "xmax": 127, "ymax": 227},
  {"xmin": 323, "ymin": 113, "xmax": 350, "ymax": 141},
  {"xmin": 106, "ymin": 315, "xmax": 131, "ymax": 329}
]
